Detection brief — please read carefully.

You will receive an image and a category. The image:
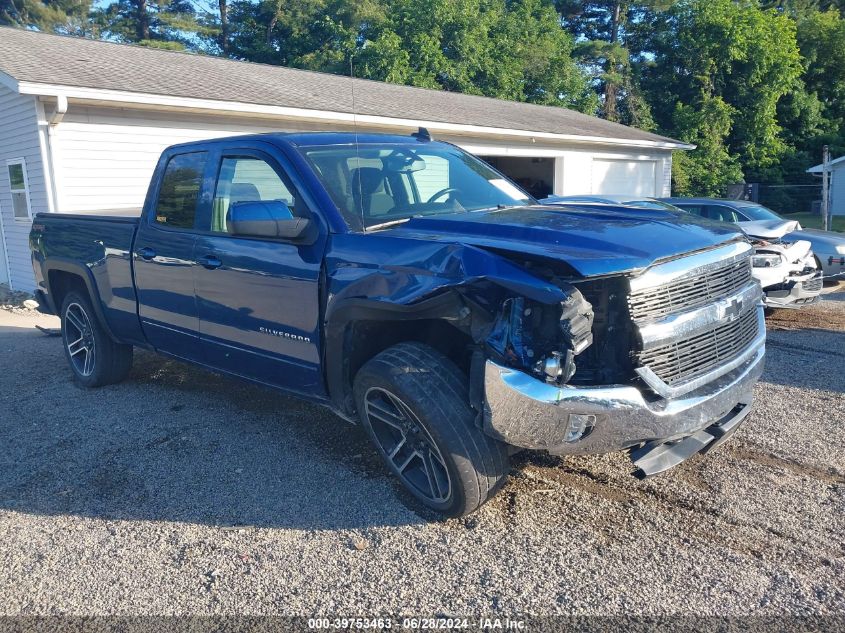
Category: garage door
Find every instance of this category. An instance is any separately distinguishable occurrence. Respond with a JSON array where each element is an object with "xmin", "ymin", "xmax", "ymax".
[{"xmin": 591, "ymin": 159, "xmax": 657, "ymax": 196}]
